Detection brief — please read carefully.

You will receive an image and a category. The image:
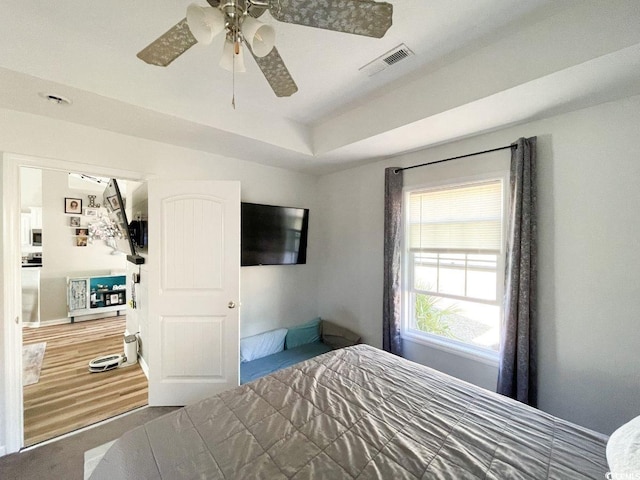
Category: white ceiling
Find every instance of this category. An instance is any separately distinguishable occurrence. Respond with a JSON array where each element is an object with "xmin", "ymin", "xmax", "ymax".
[{"xmin": 1, "ymin": 0, "xmax": 639, "ymax": 174}]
